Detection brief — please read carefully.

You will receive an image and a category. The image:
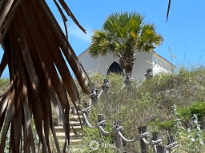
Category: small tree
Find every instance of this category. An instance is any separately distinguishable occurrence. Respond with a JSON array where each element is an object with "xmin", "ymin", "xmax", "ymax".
[{"xmin": 89, "ymin": 12, "xmax": 163, "ymax": 77}]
